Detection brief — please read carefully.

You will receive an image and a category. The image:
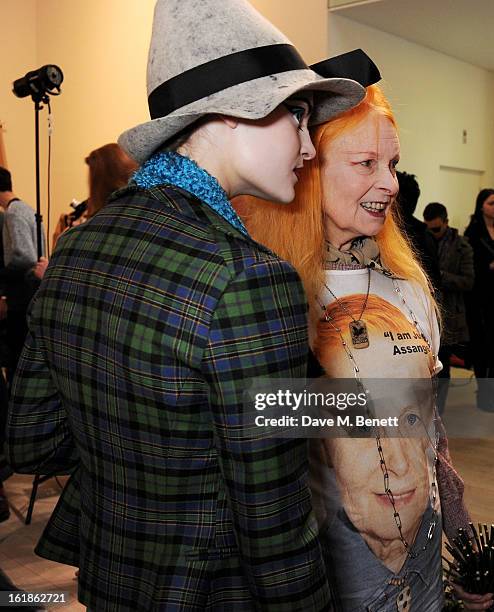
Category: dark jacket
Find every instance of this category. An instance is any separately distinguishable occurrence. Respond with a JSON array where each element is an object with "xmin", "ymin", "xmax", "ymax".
[
  {"xmin": 6, "ymin": 184, "xmax": 331, "ymax": 611},
  {"xmin": 465, "ymin": 218, "xmax": 494, "ymax": 307},
  {"xmin": 437, "ymin": 227, "xmax": 474, "ymax": 345},
  {"xmin": 401, "ymin": 215, "xmax": 442, "ymax": 292}
]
